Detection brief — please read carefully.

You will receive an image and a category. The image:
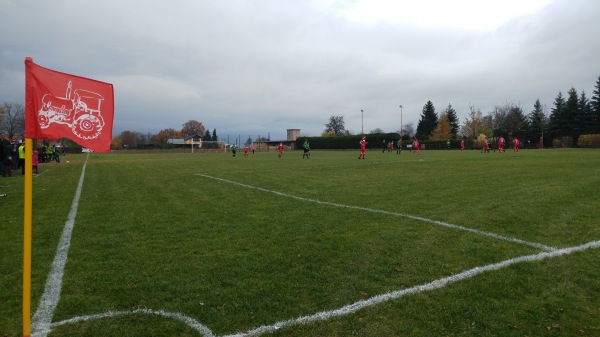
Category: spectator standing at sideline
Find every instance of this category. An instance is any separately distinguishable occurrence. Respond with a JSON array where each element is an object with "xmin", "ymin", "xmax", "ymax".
[
  {"xmin": 53, "ymin": 146, "xmax": 60, "ymax": 163},
  {"xmin": 47, "ymin": 146, "xmax": 53, "ymax": 163},
  {"xmin": 11, "ymin": 141, "xmax": 17, "ymax": 169},
  {"xmin": 1, "ymin": 137, "xmax": 12, "ymax": 177},
  {"xmin": 40, "ymin": 145, "xmax": 47, "ymax": 163},
  {"xmin": 18, "ymin": 142, "xmax": 26, "ymax": 175},
  {"xmin": 33, "ymin": 149, "xmax": 39, "ymax": 175}
]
